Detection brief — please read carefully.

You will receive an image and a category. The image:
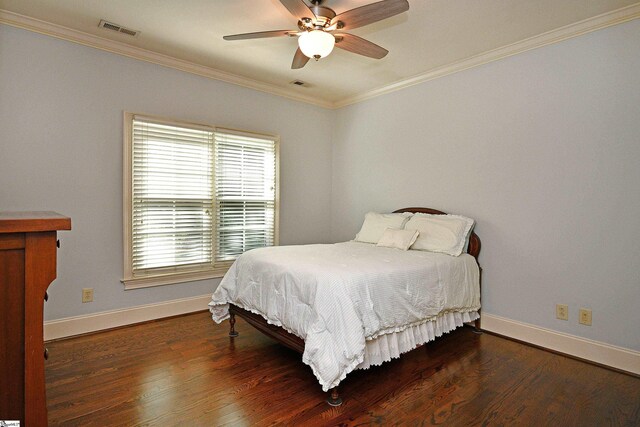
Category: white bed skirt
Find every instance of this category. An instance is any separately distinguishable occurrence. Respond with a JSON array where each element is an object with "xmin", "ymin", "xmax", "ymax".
[{"xmin": 357, "ymin": 311, "xmax": 480, "ymax": 370}]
